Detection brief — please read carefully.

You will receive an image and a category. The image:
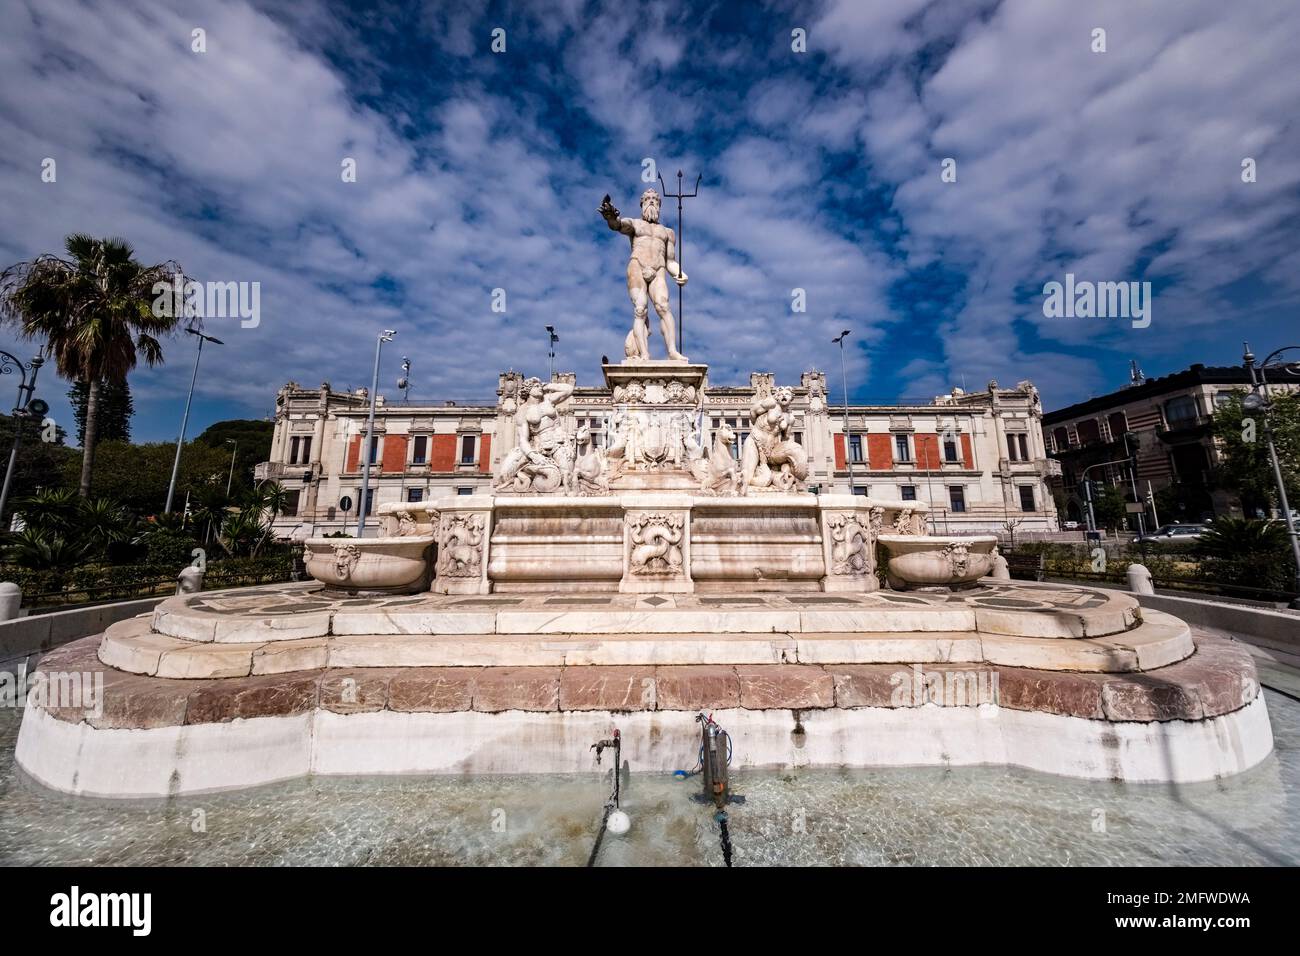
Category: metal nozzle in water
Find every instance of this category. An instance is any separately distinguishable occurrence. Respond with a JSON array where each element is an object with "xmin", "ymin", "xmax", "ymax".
[{"xmin": 697, "ymin": 713, "xmax": 730, "ymax": 810}]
